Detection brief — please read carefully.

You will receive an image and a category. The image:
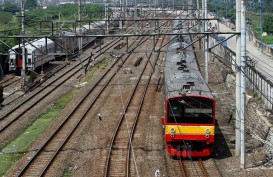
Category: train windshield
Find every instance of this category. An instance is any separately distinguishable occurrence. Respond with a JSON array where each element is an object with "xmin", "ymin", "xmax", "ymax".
[{"xmin": 167, "ymin": 97, "xmax": 214, "ymax": 124}]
